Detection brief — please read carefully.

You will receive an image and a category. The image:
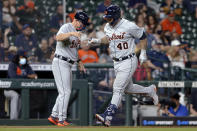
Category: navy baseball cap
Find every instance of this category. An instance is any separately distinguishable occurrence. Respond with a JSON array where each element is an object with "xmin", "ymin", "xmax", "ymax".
[
  {"xmin": 74, "ymin": 11, "xmax": 90, "ymax": 27},
  {"xmin": 22, "ymin": 24, "xmax": 30, "ymax": 30}
]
